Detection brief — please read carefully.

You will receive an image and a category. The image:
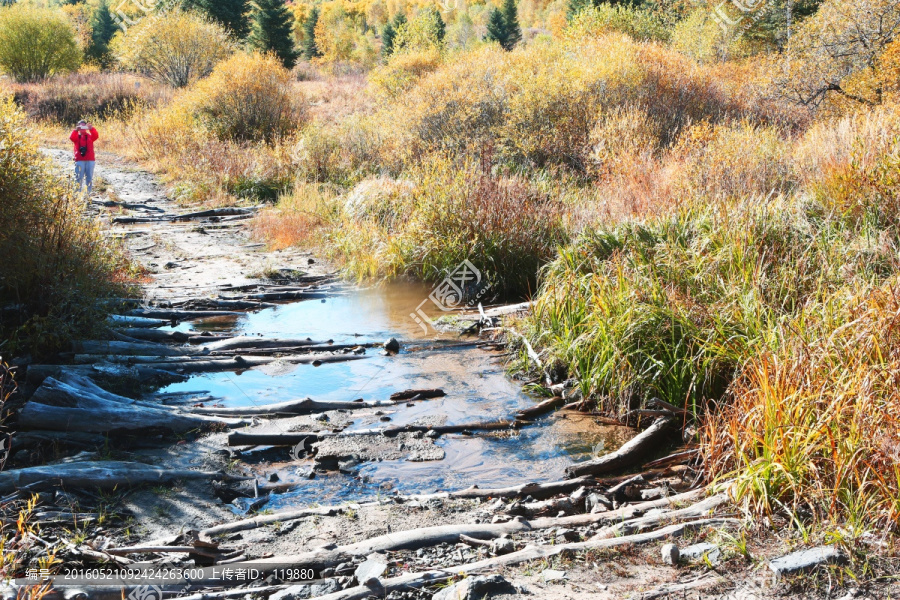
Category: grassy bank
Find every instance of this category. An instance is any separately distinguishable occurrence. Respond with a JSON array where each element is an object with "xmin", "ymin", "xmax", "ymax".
[{"xmin": 0, "ymin": 96, "xmax": 131, "ymax": 357}]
